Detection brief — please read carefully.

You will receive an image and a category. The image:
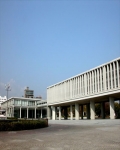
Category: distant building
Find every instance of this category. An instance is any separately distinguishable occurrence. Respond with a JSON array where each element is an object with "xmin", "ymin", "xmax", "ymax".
[{"xmin": 24, "ymin": 87, "xmax": 34, "ymax": 98}]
